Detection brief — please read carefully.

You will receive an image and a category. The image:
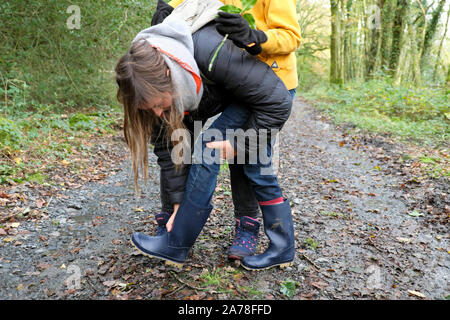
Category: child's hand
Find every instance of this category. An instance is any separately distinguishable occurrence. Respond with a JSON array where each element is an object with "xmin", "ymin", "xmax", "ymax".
[
  {"xmin": 166, "ymin": 203, "xmax": 179, "ymax": 232},
  {"xmin": 206, "ymin": 140, "xmax": 237, "ymax": 160}
]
